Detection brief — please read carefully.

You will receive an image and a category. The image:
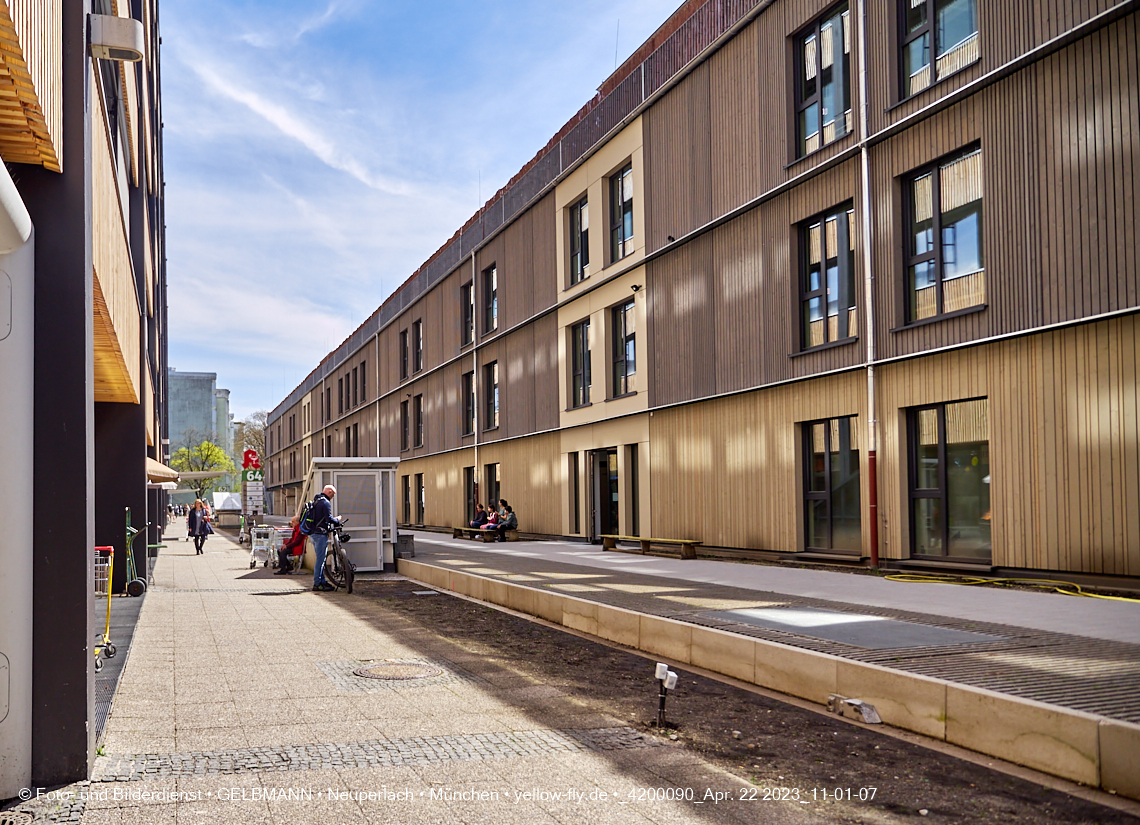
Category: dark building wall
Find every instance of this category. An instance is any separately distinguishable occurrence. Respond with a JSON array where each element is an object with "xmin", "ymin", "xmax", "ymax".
[{"xmin": 19, "ymin": 0, "xmax": 95, "ymax": 788}]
